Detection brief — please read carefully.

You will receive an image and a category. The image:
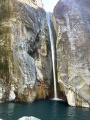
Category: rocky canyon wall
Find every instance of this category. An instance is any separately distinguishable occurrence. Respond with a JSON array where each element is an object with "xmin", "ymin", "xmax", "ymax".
[
  {"xmin": 0, "ymin": 0, "xmax": 90, "ymax": 108},
  {"xmin": 53, "ymin": 0, "xmax": 90, "ymax": 107},
  {"xmin": 0, "ymin": 0, "xmax": 52, "ymax": 102}
]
